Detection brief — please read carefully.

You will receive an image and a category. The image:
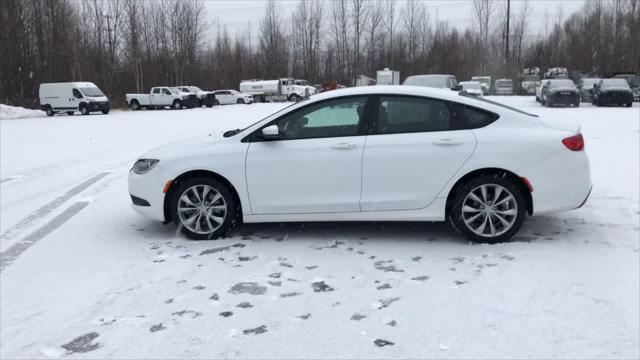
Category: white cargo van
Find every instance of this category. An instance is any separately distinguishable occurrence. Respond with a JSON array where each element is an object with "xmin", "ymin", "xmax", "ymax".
[{"xmin": 39, "ymin": 82, "xmax": 110, "ymax": 116}]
